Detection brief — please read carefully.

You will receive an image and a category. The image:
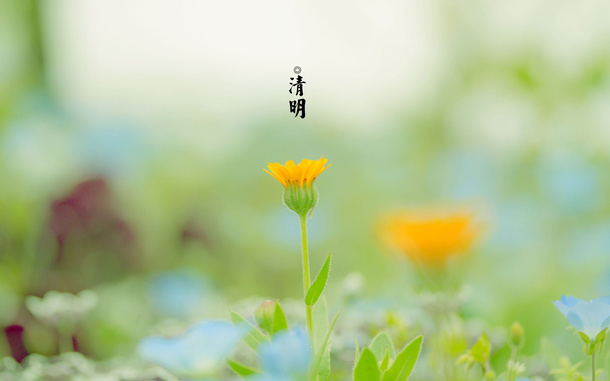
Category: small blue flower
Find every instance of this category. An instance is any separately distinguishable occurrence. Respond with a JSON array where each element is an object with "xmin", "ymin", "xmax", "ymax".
[
  {"xmin": 138, "ymin": 320, "xmax": 244, "ymax": 378},
  {"xmin": 249, "ymin": 327, "xmax": 312, "ymax": 381},
  {"xmin": 148, "ymin": 271, "xmax": 209, "ymax": 318},
  {"xmin": 553, "ymin": 295, "xmax": 610, "ymax": 340}
]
